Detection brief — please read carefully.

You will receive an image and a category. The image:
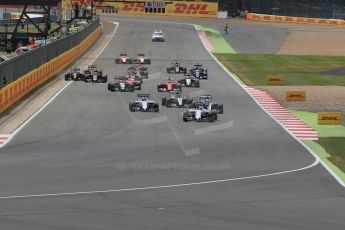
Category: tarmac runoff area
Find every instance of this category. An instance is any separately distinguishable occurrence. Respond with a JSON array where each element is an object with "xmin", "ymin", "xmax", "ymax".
[{"xmin": 0, "ymin": 17, "xmax": 344, "ymax": 229}]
